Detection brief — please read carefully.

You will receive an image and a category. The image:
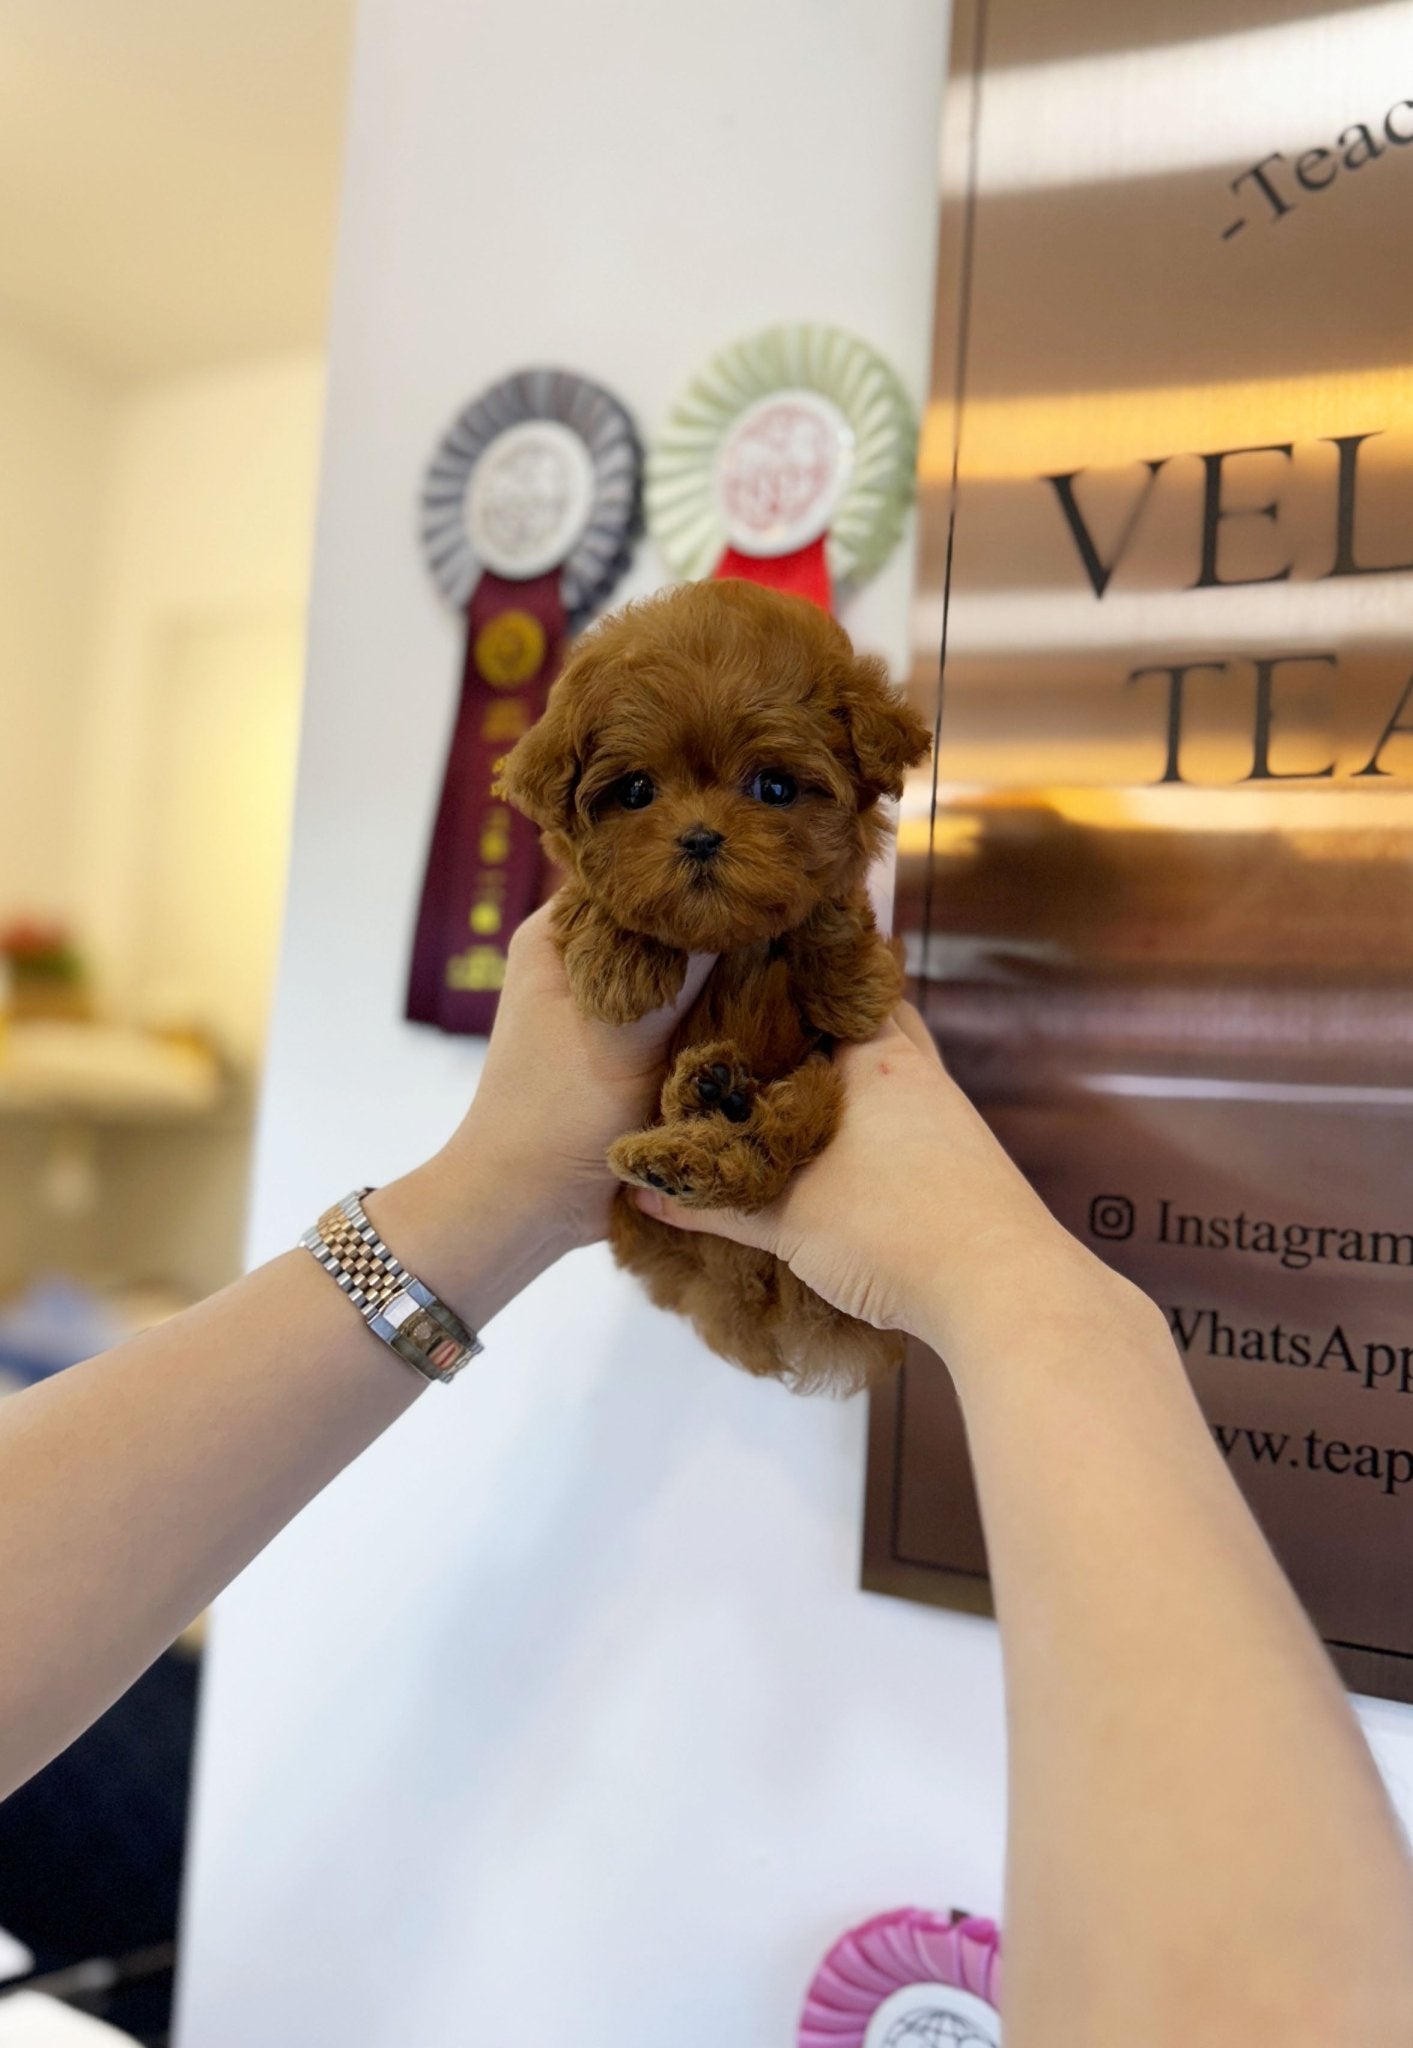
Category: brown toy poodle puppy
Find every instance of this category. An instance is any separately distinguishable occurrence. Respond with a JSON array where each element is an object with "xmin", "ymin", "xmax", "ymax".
[{"xmin": 499, "ymin": 578, "xmax": 932, "ymax": 1393}]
